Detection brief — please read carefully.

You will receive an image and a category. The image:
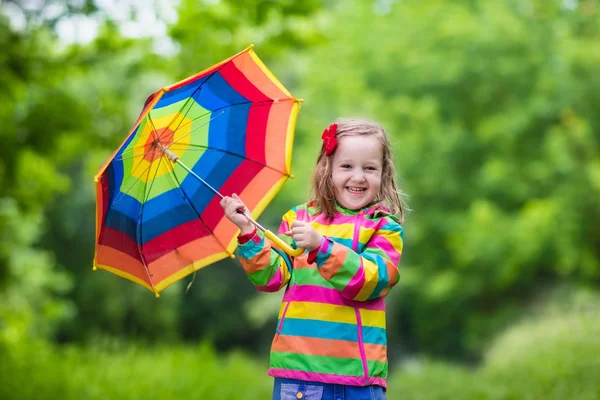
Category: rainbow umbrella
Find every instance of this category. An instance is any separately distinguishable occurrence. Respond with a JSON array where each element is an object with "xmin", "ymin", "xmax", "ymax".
[{"xmin": 93, "ymin": 45, "xmax": 303, "ymax": 297}]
